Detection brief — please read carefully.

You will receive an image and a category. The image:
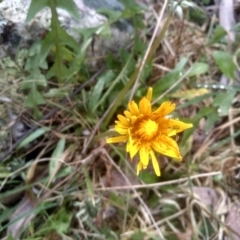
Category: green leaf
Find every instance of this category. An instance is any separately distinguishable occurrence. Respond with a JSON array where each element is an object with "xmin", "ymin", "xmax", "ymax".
[
  {"xmin": 52, "ymin": 208, "xmax": 72, "ymax": 234},
  {"xmin": 97, "ymin": 9, "xmax": 122, "ymax": 23},
  {"xmin": 180, "ymin": 106, "xmax": 213, "ymax": 145},
  {"xmin": 153, "ymin": 57, "xmax": 188, "ymax": 95},
  {"xmin": 40, "ymin": 25, "xmax": 78, "ymax": 82},
  {"xmin": 213, "ymin": 90, "xmax": 236, "ymax": 115},
  {"xmin": 132, "ymin": 13, "xmax": 145, "ymax": 29},
  {"xmin": 55, "ymin": 0, "xmax": 79, "ymax": 20},
  {"xmin": 0, "ymin": 166, "xmax": 11, "ymax": 178},
  {"xmin": 18, "ymin": 128, "xmax": 49, "ymax": 148},
  {"xmin": 139, "ymin": 171, "xmax": 160, "ymax": 183},
  {"xmin": 26, "ymin": 0, "xmax": 49, "ymax": 22},
  {"xmin": 194, "ymin": 106, "xmax": 214, "ymax": 121},
  {"xmin": 199, "ymin": 218, "xmax": 216, "ymax": 237},
  {"xmin": 83, "ymin": 167, "xmax": 94, "ymax": 198},
  {"xmin": 26, "ymin": 0, "xmax": 79, "ymax": 22},
  {"xmin": 21, "ymin": 71, "xmax": 47, "ymax": 90},
  {"xmin": 121, "ymin": 0, "xmax": 144, "ymax": 17},
  {"xmin": 213, "ymin": 51, "xmax": 237, "ymax": 79},
  {"xmin": 24, "ymin": 89, "xmax": 46, "ymax": 107},
  {"xmin": 88, "ymin": 73, "xmax": 109, "ymax": 112},
  {"xmin": 43, "ymin": 88, "xmax": 68, "ymax": 98},
  {"xmin": 130, "ymin": 231, "xmax": 146, "ymax": 240},
  {"xmin": 153, "ymin": 70, "xmax": 180, "ymax": 95},
  {"xmin": 177, "ymin": 92, "xmax": 213, "ymax": 110},
  {"xmin": 24, "ymin": 40, "xmax": 48, "ymax": 70},
  {"xmin": 50, "ymin": 138, "xmax": 66, "ymax": 177},
  {"xmin": 206, "ymin": 108, "xmax": 219, "ymax": 133},
  {"xmin": 188, "ymin": 62, "xmax": 209, "ymax": 76},
  {"xmin": 175, "ymin": 57, "xmax": 189, "ymax": 70},
  {"xmin": 209, "ymin": 25, "xmax": 227, "ymax": 44},
  {"xmin": 24, "ymin": 88, "xmax": 46, "ymax": 118},
  {"xmin": 161, "ymin": 203, "xmax": 179, "ymax": 218},
  {"xmin": 40, "ymin": 27, "xmax": 79, "ymax": 64},
  {"xmin": 46, "ymin": 61, "xmax": 71, "ymax": 80}
]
